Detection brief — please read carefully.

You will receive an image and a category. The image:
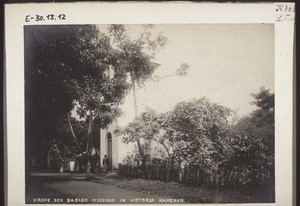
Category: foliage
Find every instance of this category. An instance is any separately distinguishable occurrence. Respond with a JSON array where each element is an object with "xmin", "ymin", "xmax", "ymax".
[
  {"xmin": 230, "ymin": 87, "xmax": 274, "ymax": 153},
  {"xmin": 37, "ymin": 114, "xmax": 102, "ymax": 168},
  {"xmin": 108, "ymin": 24, "xmax": 168, "ymax": 158},
  {"xmin": 122, "ymin": 111, "xmax": 177, "ymax": 159},
  {"xmin": 225, "ymin": 87, "xmax": 275, "ymax": 188},
  {"xmin": 163, "ymin": 98, "xmax": 232, "ymax": 166},
  {"xmin": 122, "ymin": 98, "xmax": 232, "ymax": 171},
  {"xmin": 220, "ymin": 134, "xmax": 273, "ymax": 188},
  {"xmin": 25, "ymin": 25, "xmax": 130, "ymax": 167},
  {"xmin": 175, "ymin": 63, "xmax": 189, "ymax": 77},
  {"xmin": 122, "ymin": 112, "xmax": 159, "ymax": 143},
  {"xmin": 108, "ymin": 24, "xmax": 167, "ymax": 86},
  {"xmin": 121, "ymin": 89, "xmax": 274, "ymax": 189},
  {"xmin": 55, "ymin": 115, "xmax": 87, "ymax": 155},
  {"xmin": 251, "ymin": 87, "xmax": 274, "ymax": 111},
  {"xmin": 56, "ymin": 115, "xmax": 101, "ymax": 155}
]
